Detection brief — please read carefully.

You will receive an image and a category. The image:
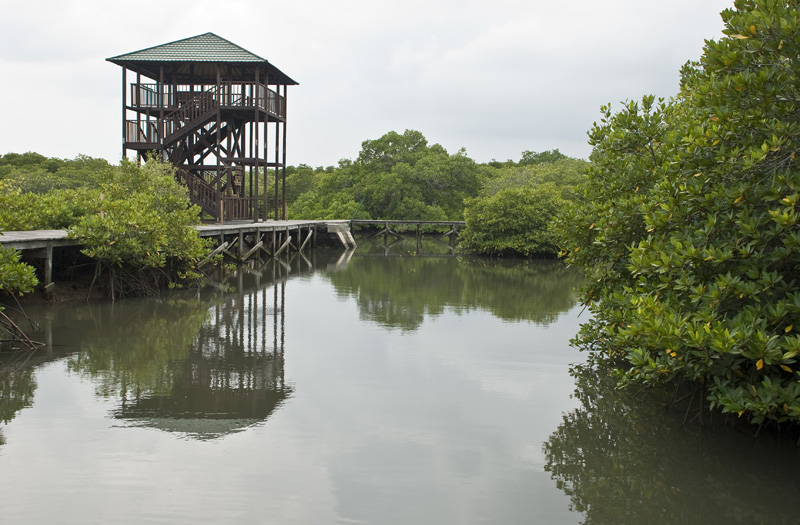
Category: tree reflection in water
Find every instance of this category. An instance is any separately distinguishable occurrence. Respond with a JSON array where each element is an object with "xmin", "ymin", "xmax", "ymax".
[
  {"xmin": 110, "ymin": 283, "xmax": 292, "ymax": 439},
  {"xmin": 0, "ymin": 257, "xmax": 300, "ymax": 442},
  {"xmin": 1, "ymin": 244, "xmax": 577, "ymax": 441},
  {"xmin": 326, "ymin": 254, "xmax": 584, "ymax": 331},
  {"xmin": 0, "ymin": 366, "xmax": 36, "ymax": 437},
  {"xmin": 69, "ymin": 270, "xmax": 293, "ymax": 440},
  {"xmin": 543, "ymin": 364, "xmax": 800, "ymax": 525}
]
